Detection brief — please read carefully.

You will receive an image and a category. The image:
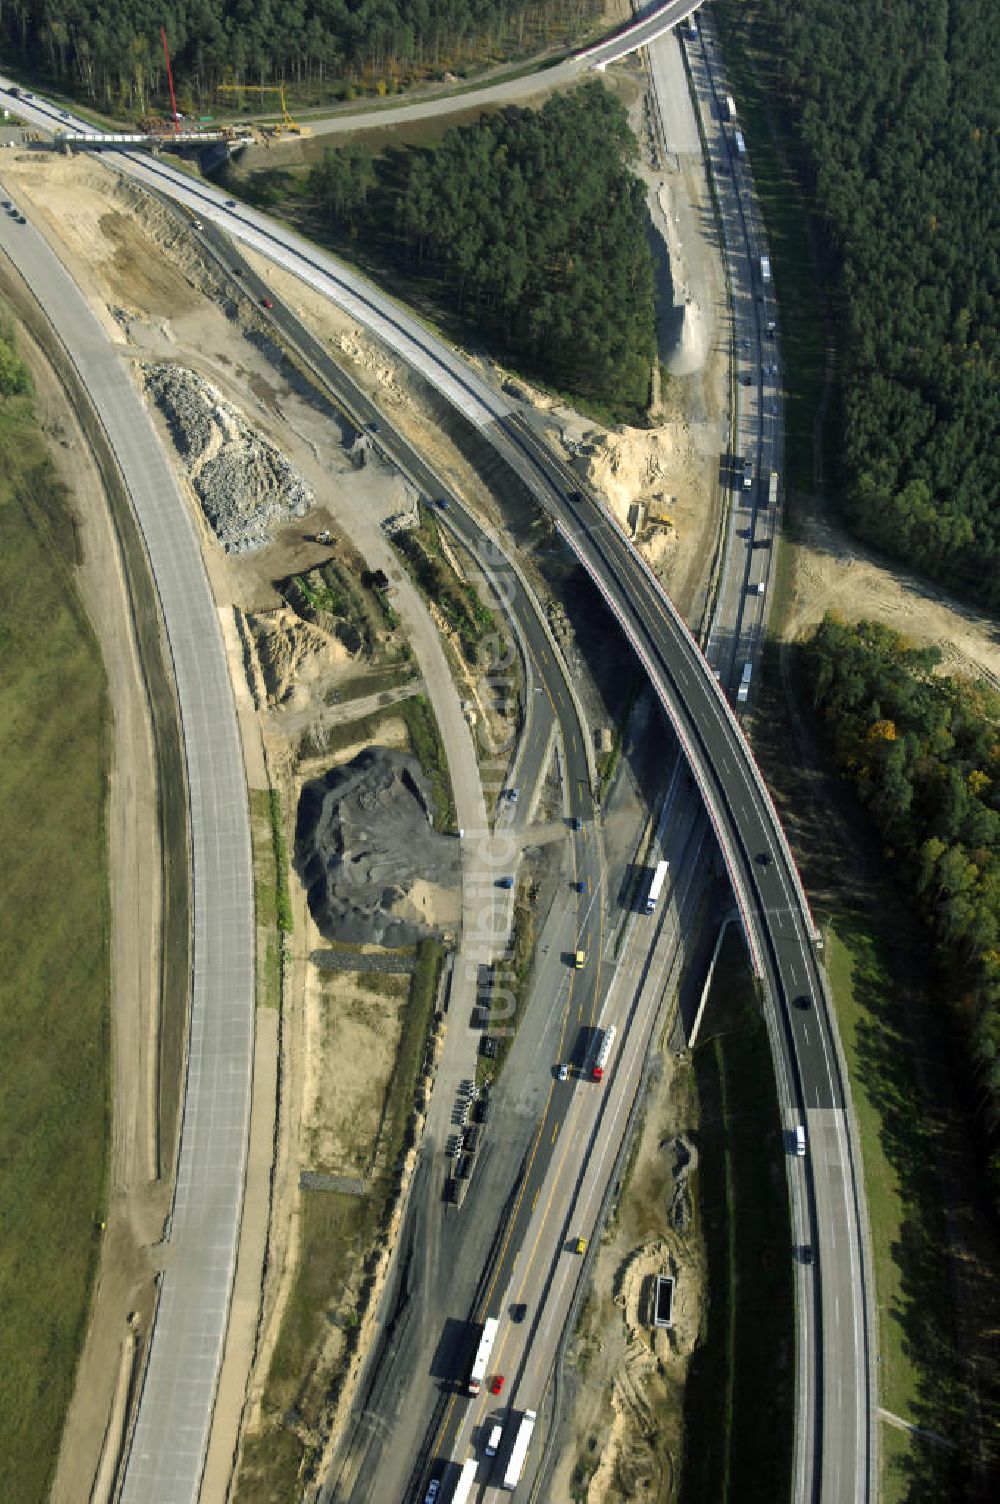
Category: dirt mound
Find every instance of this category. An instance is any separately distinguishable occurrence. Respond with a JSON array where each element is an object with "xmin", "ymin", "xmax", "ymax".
[
  {"xmin": 247, "ymin": 607, "xmax": 351, "ymax": 708},
  {"xmin": 295, "ymin": 747, "xmax": 461, "ymax": 947},
  {"xmin": 143, "ymin": 363, "xmax": 313, "ymax": 552}
]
